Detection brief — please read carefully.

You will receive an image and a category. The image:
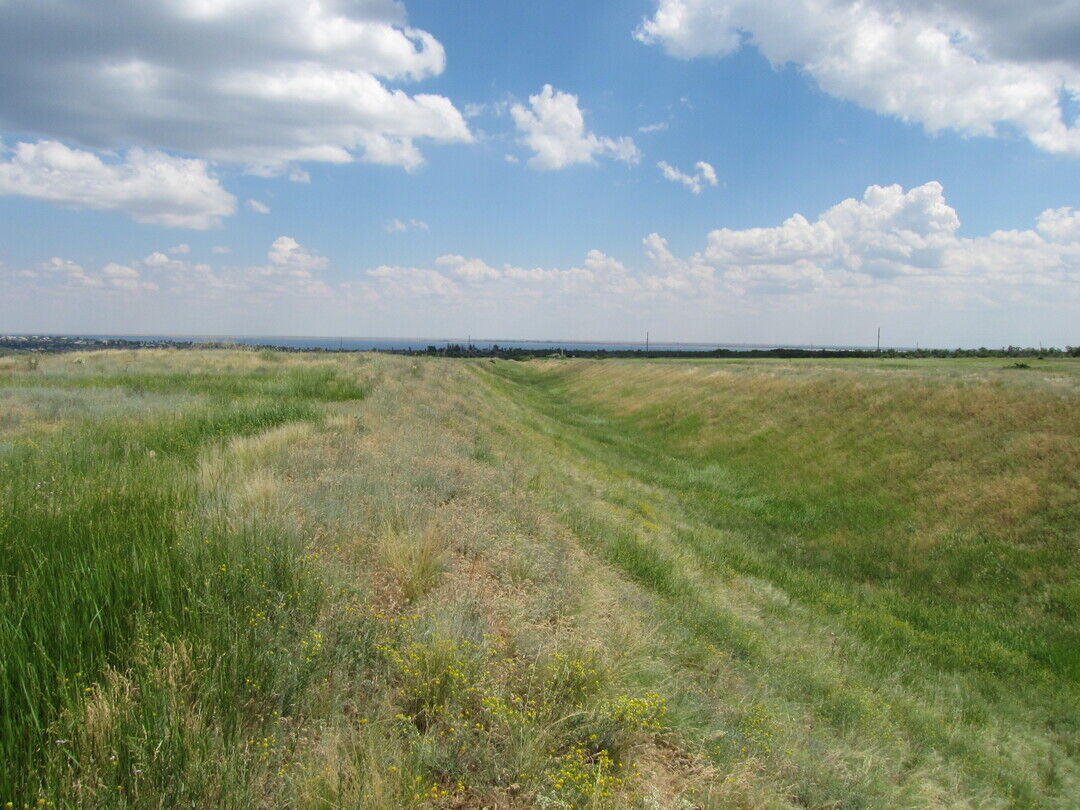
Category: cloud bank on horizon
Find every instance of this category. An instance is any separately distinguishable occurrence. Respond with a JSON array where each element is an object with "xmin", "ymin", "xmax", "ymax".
[
  {"xmin": 5, "ymin": 182, "xmax": 1077, "ymax": 342},
  {"xmin": 0, "ymin": 0, "xmax": 1077, "ymax": 346}
]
